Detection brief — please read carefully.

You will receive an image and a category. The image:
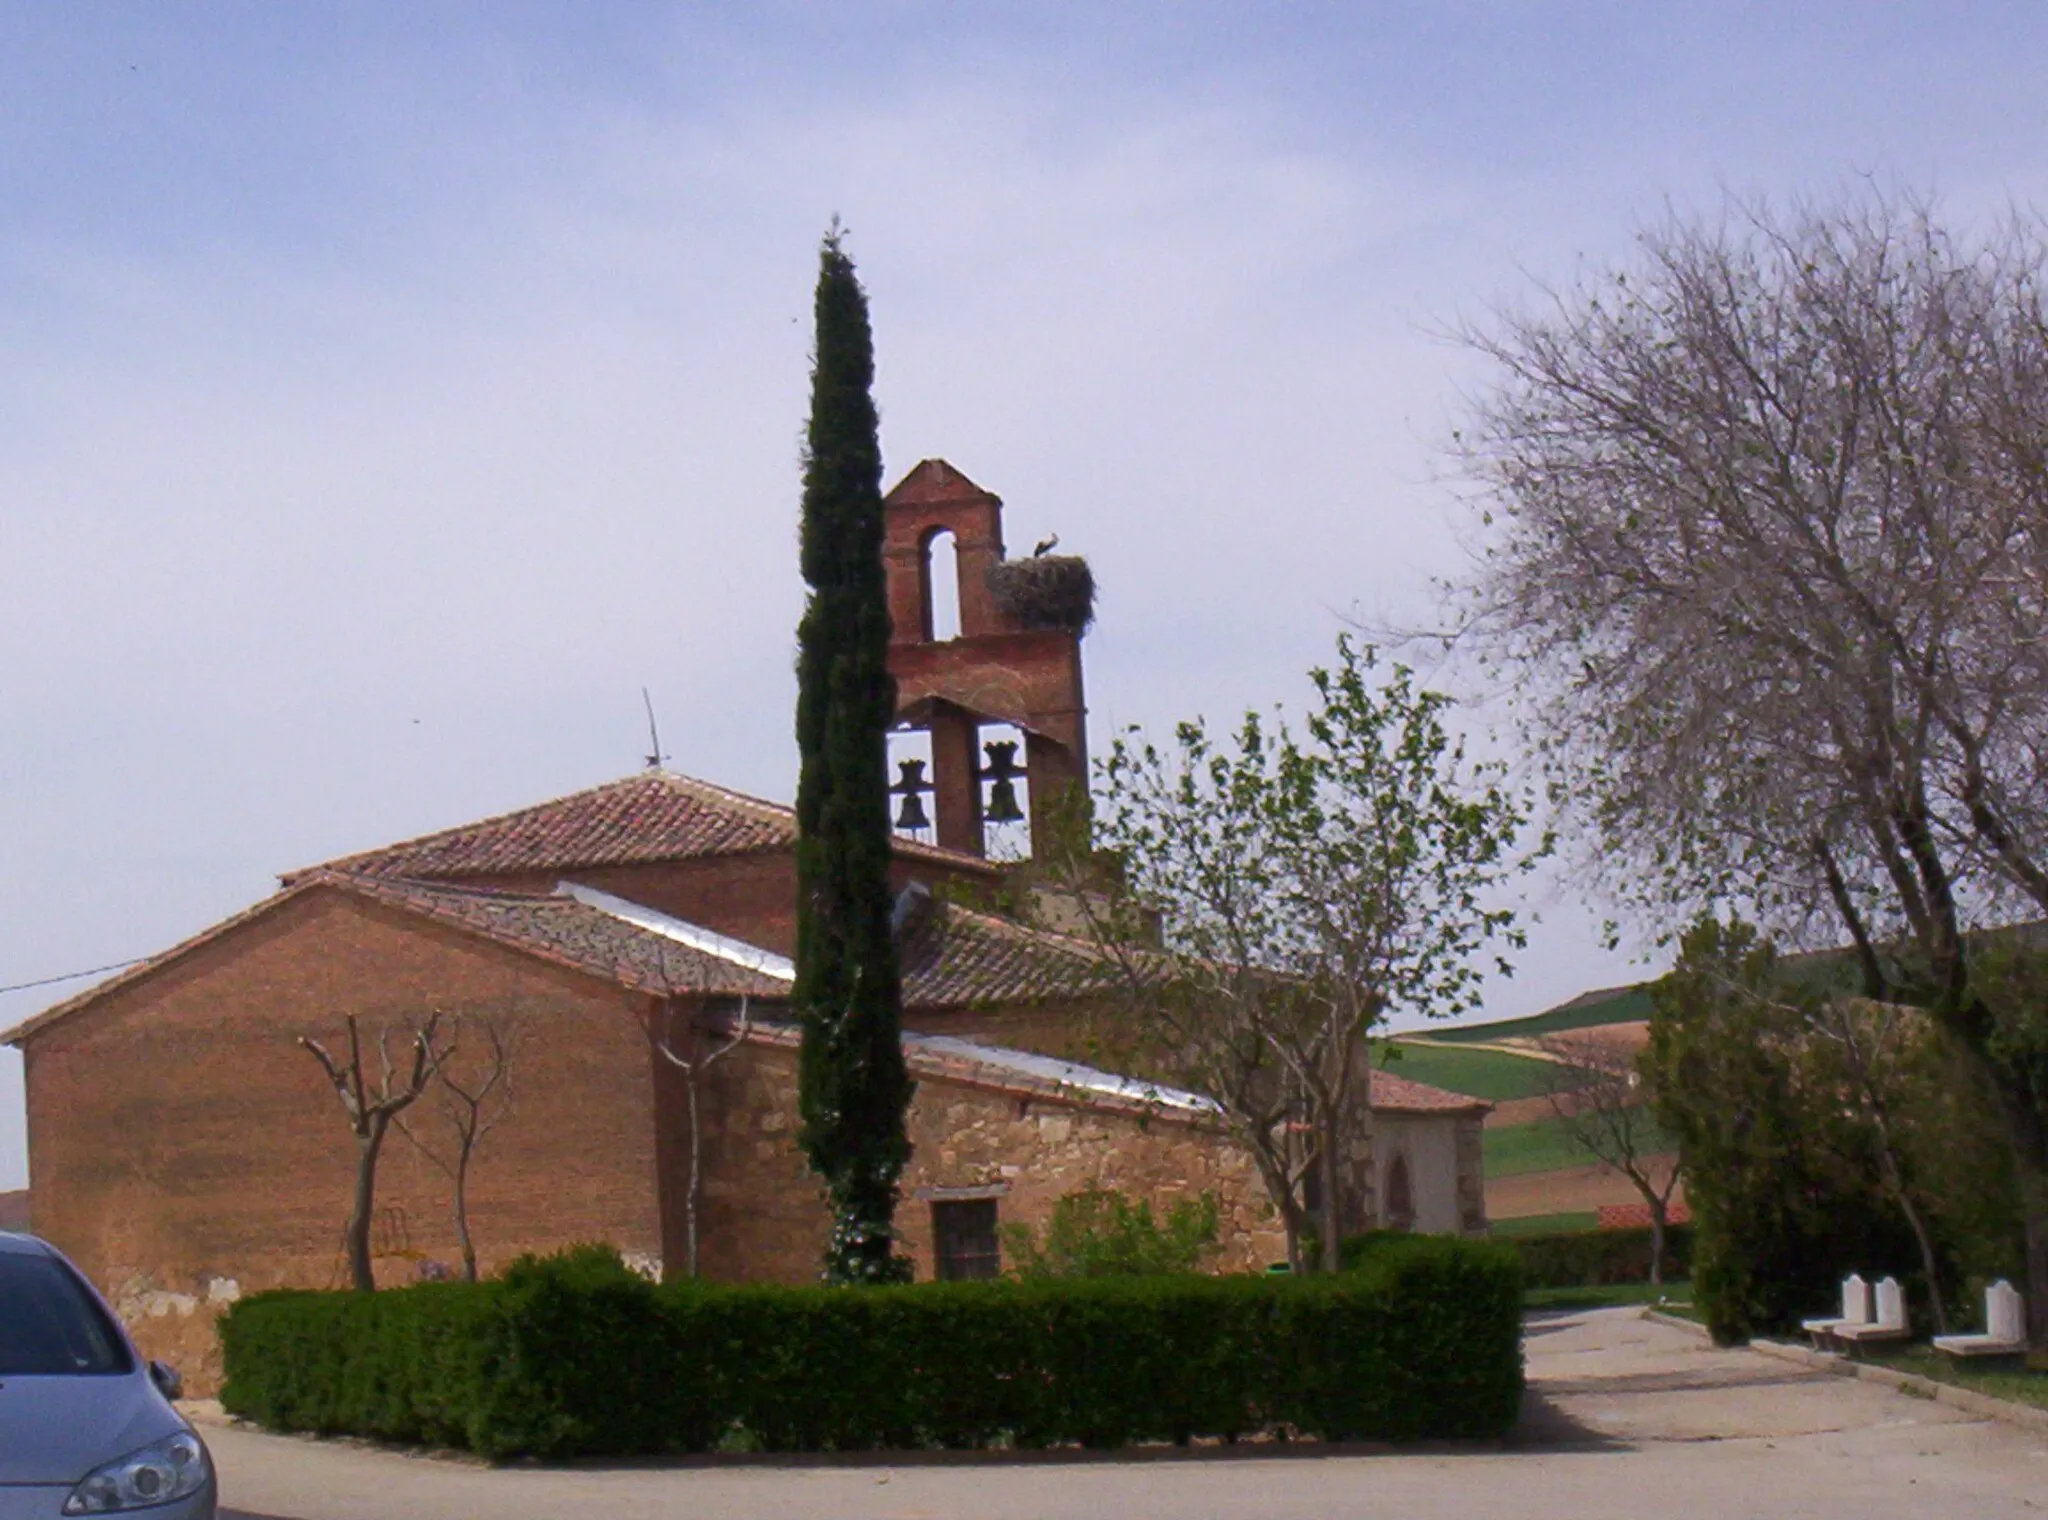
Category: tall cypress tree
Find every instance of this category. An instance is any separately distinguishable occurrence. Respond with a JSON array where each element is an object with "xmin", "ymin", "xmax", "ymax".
[{"xmin": 793, "ymin": 226, "xmax": 913, "ymax": 1284}]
